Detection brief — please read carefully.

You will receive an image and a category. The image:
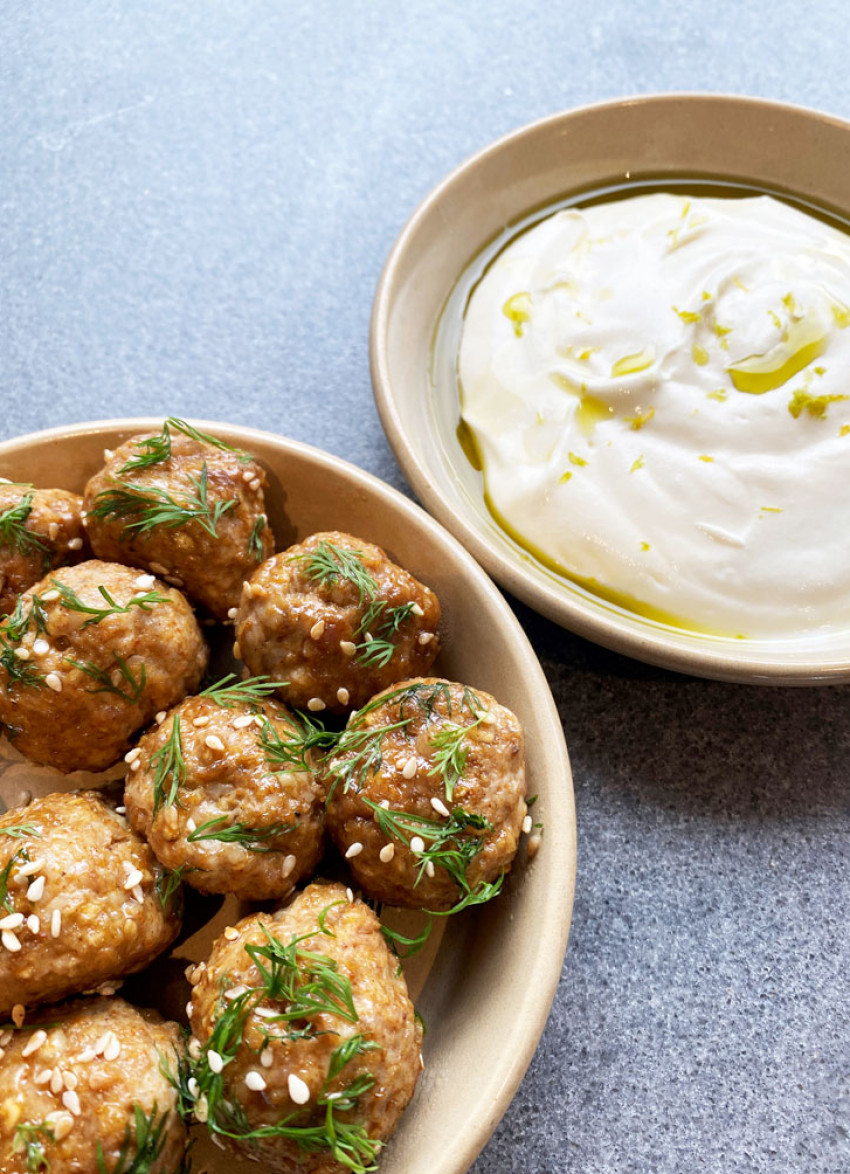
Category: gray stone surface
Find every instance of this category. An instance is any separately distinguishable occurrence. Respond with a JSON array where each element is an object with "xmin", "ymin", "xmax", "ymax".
[{"xmin": 3, "ymin": 2, "xmax": 850, "ymax": 1171}]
